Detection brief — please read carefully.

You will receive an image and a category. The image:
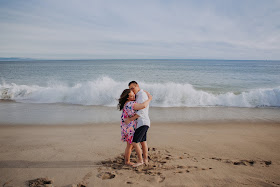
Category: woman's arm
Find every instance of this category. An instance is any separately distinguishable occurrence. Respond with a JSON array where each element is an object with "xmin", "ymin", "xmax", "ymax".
[
  {"xmin": 124, "ymin": 91, "xmax": 152, "ymax": 125},
  {"xmin": 133, "ymin": 91, "xmax": 152, "ymax": 110}
]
